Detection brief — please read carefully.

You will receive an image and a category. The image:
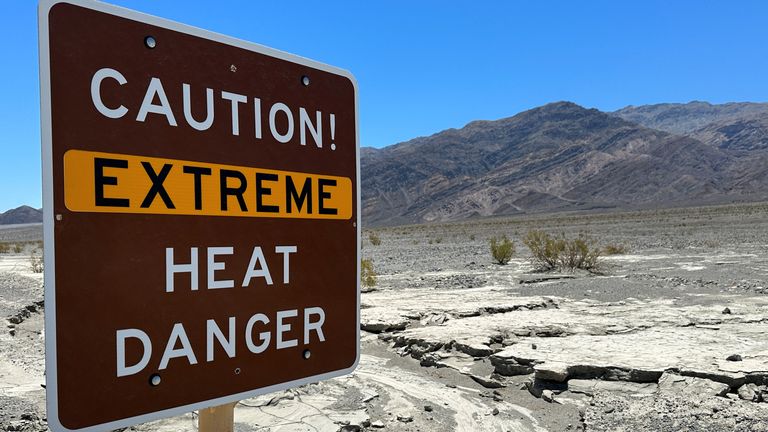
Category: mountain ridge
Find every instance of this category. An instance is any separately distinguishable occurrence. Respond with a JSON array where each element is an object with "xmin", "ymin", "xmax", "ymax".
[
  {"xmin": 361, "ymin": 101, "xmax": 768, "ymax": 226},
  {"xmin": 0, "ymin": 206, "xmax": 42, "ymax": 225}
]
